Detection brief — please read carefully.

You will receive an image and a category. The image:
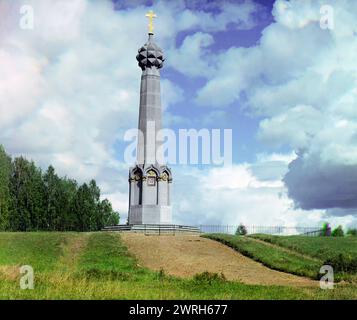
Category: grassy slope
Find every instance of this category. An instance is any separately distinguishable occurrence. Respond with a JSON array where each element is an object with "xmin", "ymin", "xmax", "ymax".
[
  {"xmin": 204, "ymin": 233, "xmax": 357, "ymax": 282},
  {"xmin": 0, "ymin": 232, "xmax": 356, "ymax": 299},
  {"xmin": 249, "ymin": 234, "xmax": 357, "ymax": 260},
  {"xmin": 202, "ymin": 234, "xmax": 321, "ymax": 279},
  {"xmin": 0, "ymin": 232, "xmax": 70, "ymax": 272}
]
